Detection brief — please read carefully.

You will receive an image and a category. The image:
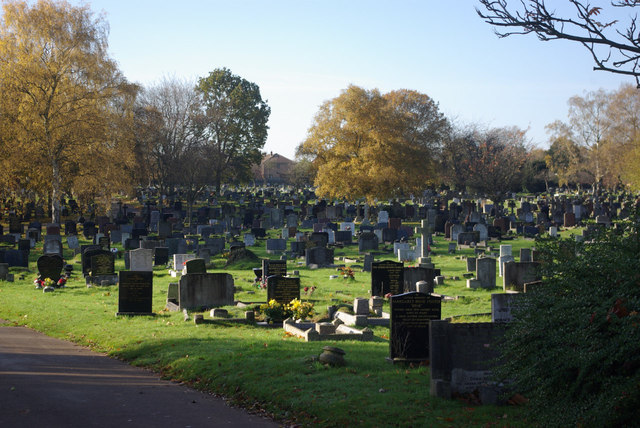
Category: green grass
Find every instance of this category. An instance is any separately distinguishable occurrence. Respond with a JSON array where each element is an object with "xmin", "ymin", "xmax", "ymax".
[{"xmin": 0, "ymin": 225, "xmax": 539, "ymax": 427}]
